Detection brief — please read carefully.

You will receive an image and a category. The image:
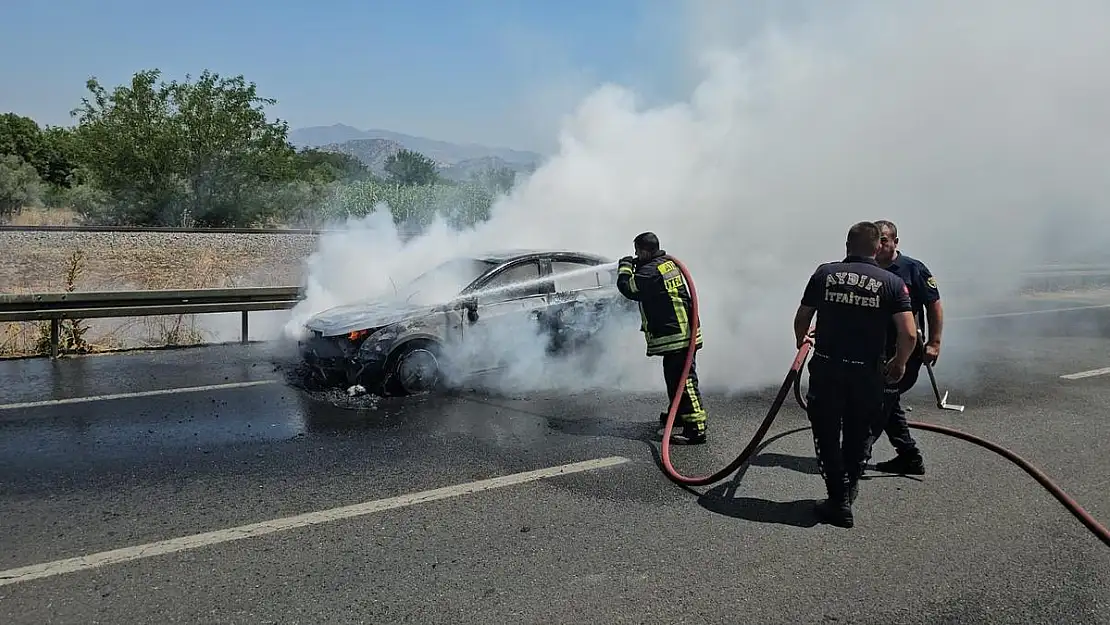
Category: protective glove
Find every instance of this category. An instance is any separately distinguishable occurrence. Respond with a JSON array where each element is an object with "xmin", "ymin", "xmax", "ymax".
[{"xmin": 619, "ymin": 255, "xmax": 636, "ymax": 267}]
